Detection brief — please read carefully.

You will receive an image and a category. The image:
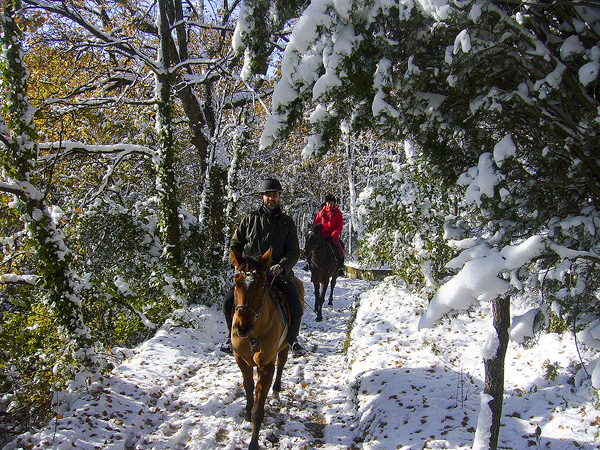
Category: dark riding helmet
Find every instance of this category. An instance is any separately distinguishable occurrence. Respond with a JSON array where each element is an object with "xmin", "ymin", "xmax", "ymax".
[
  {"xmin": 258, "ymin": 178, "xmax": 283, "ymax": 193},
  {"xmin": 325, "ymin": 193, "xmax": 337, "ymax": 203}
]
